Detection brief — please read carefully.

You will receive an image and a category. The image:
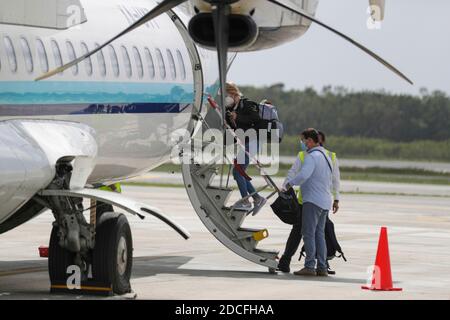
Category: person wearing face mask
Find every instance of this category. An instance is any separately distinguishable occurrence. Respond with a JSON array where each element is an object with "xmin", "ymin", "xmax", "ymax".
[
  {"xmin": 278, "ymin": 129, "xmax": 333, "ymax": 276},
  {"xmin": 224, "ymin": 82, "xmax": 267, "ymax": 215}
]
